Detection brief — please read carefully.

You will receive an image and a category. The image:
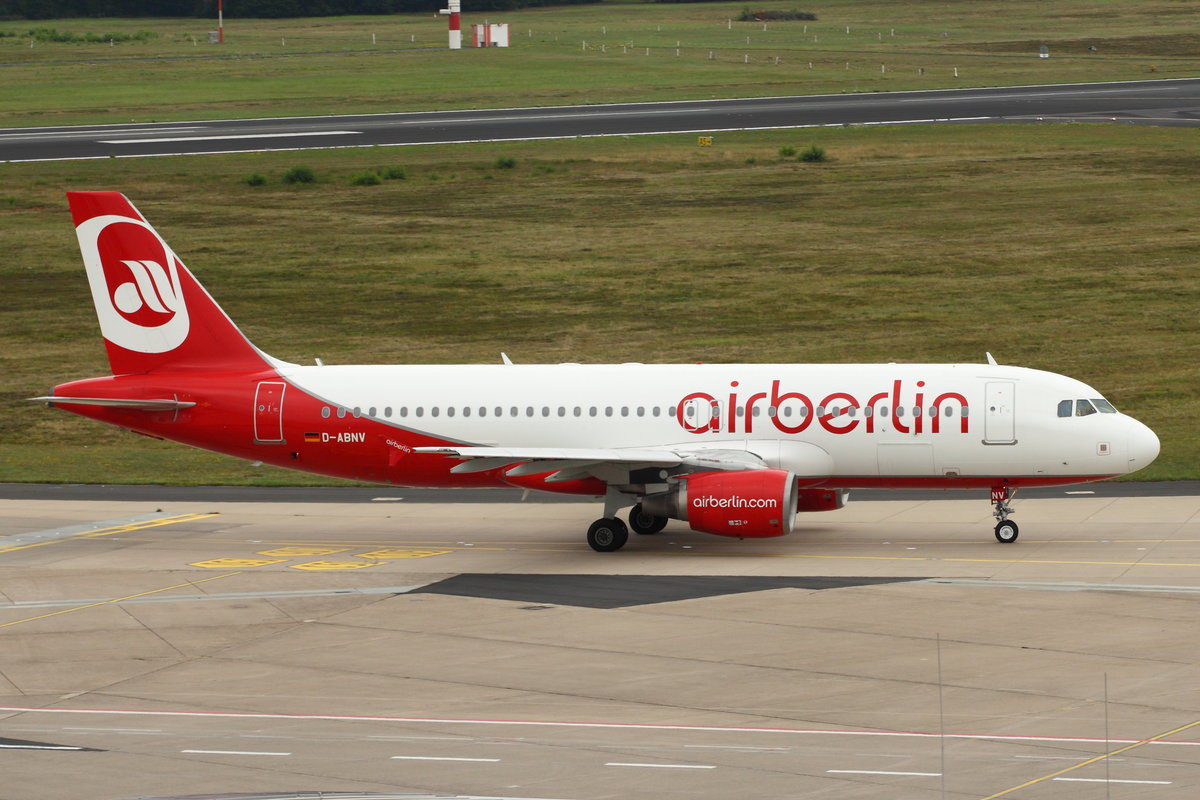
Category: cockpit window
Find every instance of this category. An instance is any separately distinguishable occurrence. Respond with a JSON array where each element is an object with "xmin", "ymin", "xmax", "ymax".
[
  {"xmin": 1076, "ymin": 399, "xmax": 1098, "ymax": 417},
  {"xmin": 1057, "ymin": 400, "xmax": 1073, "ymax": 418},
  {"xmin": 1092, "ymin": 398, "xmax": 1117, "ymax": 414}
]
